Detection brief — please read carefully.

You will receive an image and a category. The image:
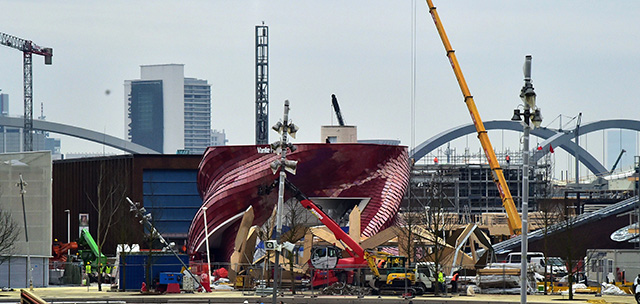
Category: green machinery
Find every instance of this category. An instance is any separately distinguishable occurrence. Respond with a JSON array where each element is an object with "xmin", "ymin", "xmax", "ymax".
[{"xmin": 78, "ymin": 228, "xmax": 108, "ymax": 269}]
